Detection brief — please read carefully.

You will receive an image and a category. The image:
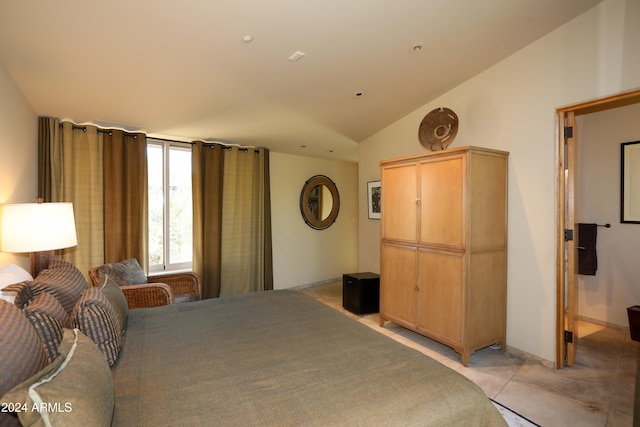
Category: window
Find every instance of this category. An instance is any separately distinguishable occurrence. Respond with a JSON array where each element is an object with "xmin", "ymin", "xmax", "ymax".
[{"xmin": 147, "ymin": 139, "xmax": 193, "ymax": 272}]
